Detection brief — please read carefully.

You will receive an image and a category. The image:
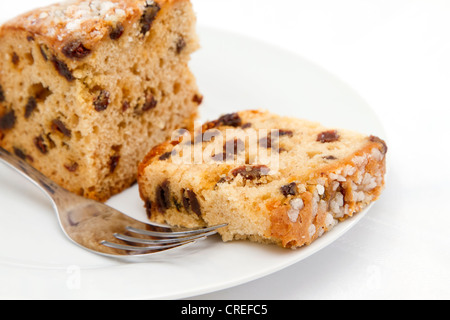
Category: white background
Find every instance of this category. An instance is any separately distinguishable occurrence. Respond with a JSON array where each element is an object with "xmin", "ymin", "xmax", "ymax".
[{"xmin": 1, "ymin": 0, "xmax": 450, "ymax": 299}]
